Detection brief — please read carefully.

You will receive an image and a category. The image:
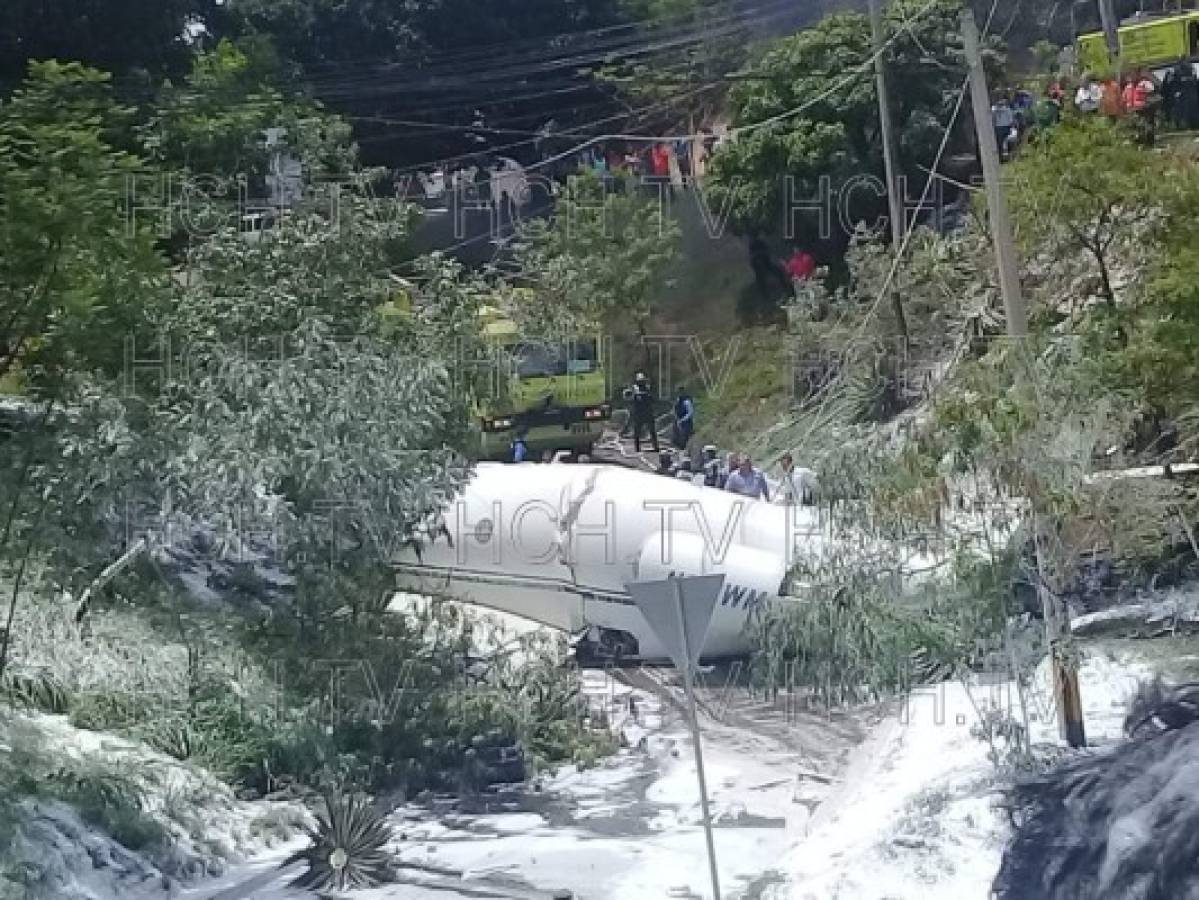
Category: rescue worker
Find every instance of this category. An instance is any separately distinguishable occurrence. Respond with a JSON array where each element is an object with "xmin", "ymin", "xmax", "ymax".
[
  {"xmin": 673, "ymin": 385, "xmax": 695, "ymax": 450},
  {"xmin": 629, "ymin": 372, "xmax": 660, "ymax": 453},
  {"xmin": 511, "ymin": 430, "xmax": 529, "ymax": 463}
]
